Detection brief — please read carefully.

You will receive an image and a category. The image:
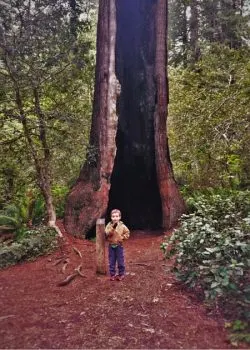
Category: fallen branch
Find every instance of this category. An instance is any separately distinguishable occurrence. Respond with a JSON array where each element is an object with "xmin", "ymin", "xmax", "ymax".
[
  {"xmin": 77, "ymin": 269, "xmax": 85, "ymax": 278},
  {"xmin": 140, "ymin": 303, "xmax": 146, "ymax": 312},
  {"xmin": 0, "ymin": 315, "xmax": 15, "ymax": 321},
  {"xmin": 61, "ymin": 259, "xmax": 70, "ymax": 273},
  {"xmin": 73, "ymin": 246, "xmax": 82, "ymax": 259},
  {"xmin": 54, "ymin": 257, "xmax": 66, "ymax": 266},
  {"xmin": 129, "ymin": 263, "xmax": 150, "ymax": 267},
  {"xmin": 57, "ymin": 272, "xmax": 78, "ymax": 286},
  {"xmin": 74, "ymin": 264, "xmax": 84, "ymax": 275},
  {"xmin": 55, "ymin": 255, "xmax": 65, "ymax": 260},
  {"xmin": 57, "ymin": 265, "xmax": 85, "ymax": 287}
]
